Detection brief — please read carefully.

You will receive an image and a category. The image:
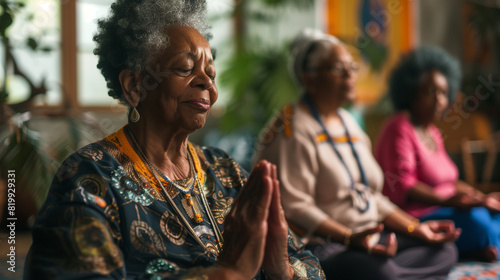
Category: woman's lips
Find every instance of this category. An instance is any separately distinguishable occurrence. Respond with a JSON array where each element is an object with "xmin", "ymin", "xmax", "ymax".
[
  {"xmin": 183, "ymin": 100, "xmax": 211, "ymax": 111},
  {"xmin": 344, "ymin": 81, "xmax": 355, "ymax": 91}
]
